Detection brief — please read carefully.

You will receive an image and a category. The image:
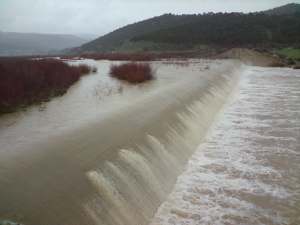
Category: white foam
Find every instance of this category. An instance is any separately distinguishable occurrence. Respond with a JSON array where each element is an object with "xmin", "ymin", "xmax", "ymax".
[{"xmin": 151, "ymin": 67, "xmax": 300, "ymax": 225}]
